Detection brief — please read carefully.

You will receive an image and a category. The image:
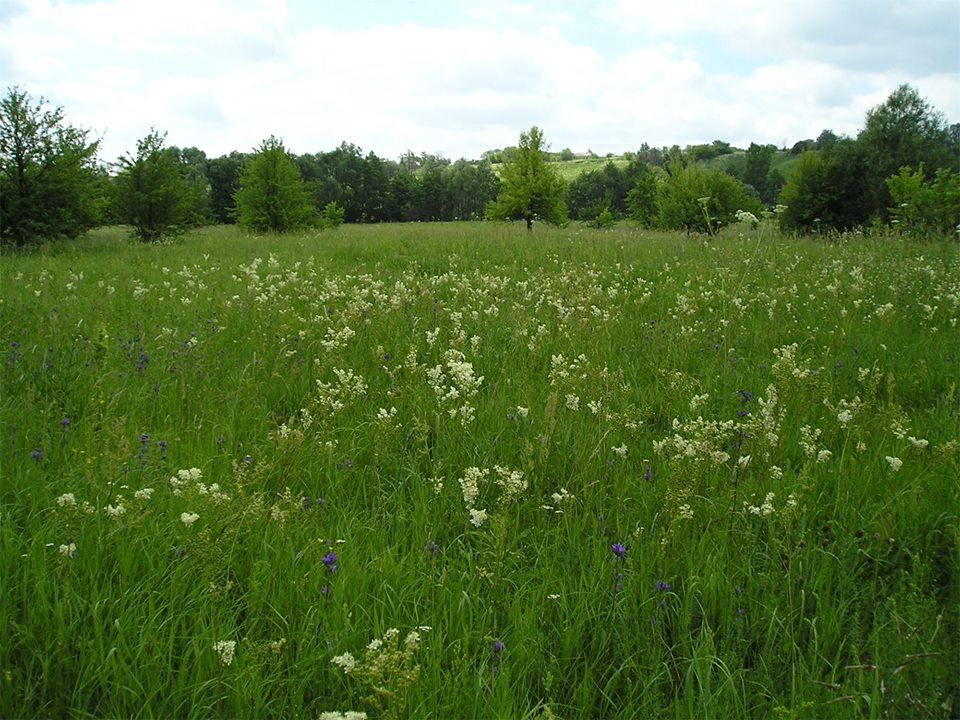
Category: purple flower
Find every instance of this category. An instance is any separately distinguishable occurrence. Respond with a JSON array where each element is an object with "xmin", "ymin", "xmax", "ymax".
[
  {"xmin": 424, "ymin": 541, "xmax": 439, "ymax": 557},
  {"xmin": 30, "ymin": 447, "xmax": 41, "ymax": 461},
  {"xmin": 321, "ymin": 584, "xmax": 330, "ymax": 596},
  {"xmin": 321, "ymin": 550, "xmax": 338, "ymax": 573},
  {"xmin": 611, "ymin": 543, "xmax": 627, "ymax": 559},
  {"xmin": 615, "ymin": 571, "xmax": 623, "ymax": 591},
  {"xmin": 60, "ymin": 417, "xmax": 70, "ymax": 428},
  {"xmin": 491, "ymin": 639, "xmax": 504, "ymax": 655},
  {"xmin": 734, "ymin": 585, "xmax": 743, "ymax": 596},
  {"xmin": 655, "ymin": 580, "xmax": 672, "ymax": 592},
  {"xmin": 643, "ymin": 465, "xmax": 652, "ymax": 480}
]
